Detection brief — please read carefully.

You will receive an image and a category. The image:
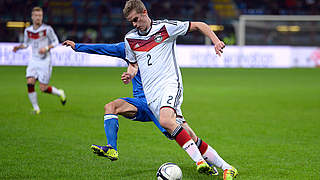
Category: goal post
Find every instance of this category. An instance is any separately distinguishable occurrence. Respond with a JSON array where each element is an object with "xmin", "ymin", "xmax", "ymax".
[{"xmin": 237, "ymin": 15, "xmax": 320, "ymax": 46}]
